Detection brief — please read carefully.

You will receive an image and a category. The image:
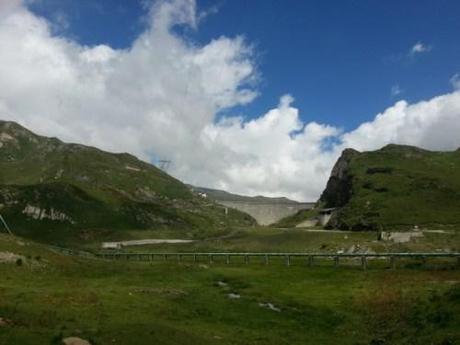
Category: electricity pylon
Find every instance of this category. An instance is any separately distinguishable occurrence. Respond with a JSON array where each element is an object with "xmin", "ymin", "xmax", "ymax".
[{"xmin": 158, "ymin": 159, "xmax": 171, "ymax": 172}]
